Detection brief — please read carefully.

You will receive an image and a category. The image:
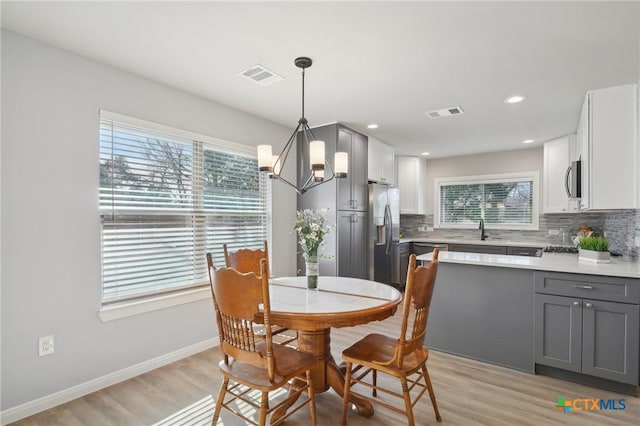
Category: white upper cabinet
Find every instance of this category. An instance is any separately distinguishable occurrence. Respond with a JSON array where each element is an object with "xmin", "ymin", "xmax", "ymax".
[
  {"xmin": 543, "ymin": 135, "xmax": 579, "ymax": 213},
  {"xmin": 367, "ymin": 137, "xmax": 395, "ymax": 184},
  {"xmin": 396, "ymin": 156, "xmax": 426, "ymax": 214},
  {"xmin": 579, "ymin": 83, "xmax": 638, "ymax": 210}
]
